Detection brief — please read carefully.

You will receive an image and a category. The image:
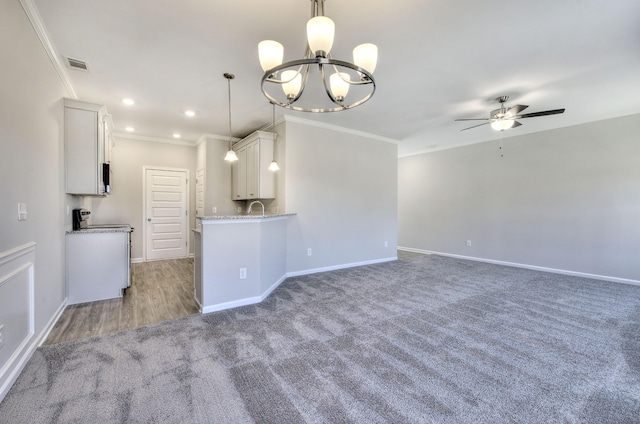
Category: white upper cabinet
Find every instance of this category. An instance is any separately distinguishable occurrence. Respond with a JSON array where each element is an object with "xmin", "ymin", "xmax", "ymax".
[
  {"xmin": 232, "ymin": 145, "xmax": 248, "ymax": 200},
  {"xmin": 231, "ymin": 131, "xmax": 275, "ymax": 200},
  {"xmin": 64, "ymin": 99, "xmax": 112, "ymax": 196}
]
